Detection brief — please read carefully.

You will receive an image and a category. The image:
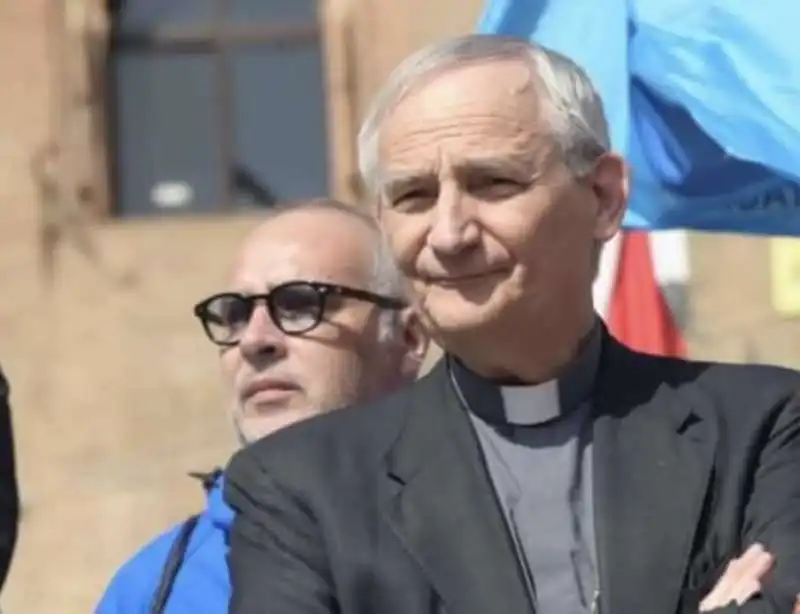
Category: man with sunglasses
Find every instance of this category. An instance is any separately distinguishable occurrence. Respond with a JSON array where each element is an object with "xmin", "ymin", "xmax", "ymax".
[{"xmin": 95, "ymin": 198, "xmax": 427, "ymax": 614}]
